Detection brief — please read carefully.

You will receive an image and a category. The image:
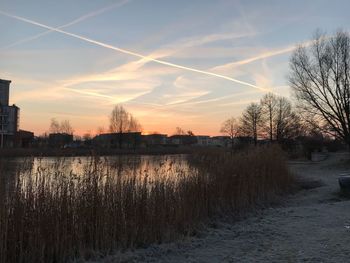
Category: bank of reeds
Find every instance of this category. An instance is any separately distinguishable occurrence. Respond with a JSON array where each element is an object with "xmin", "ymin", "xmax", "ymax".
[{"xmin": 0, "ymin": 145, "xmax": 293, "ymax": 263}]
